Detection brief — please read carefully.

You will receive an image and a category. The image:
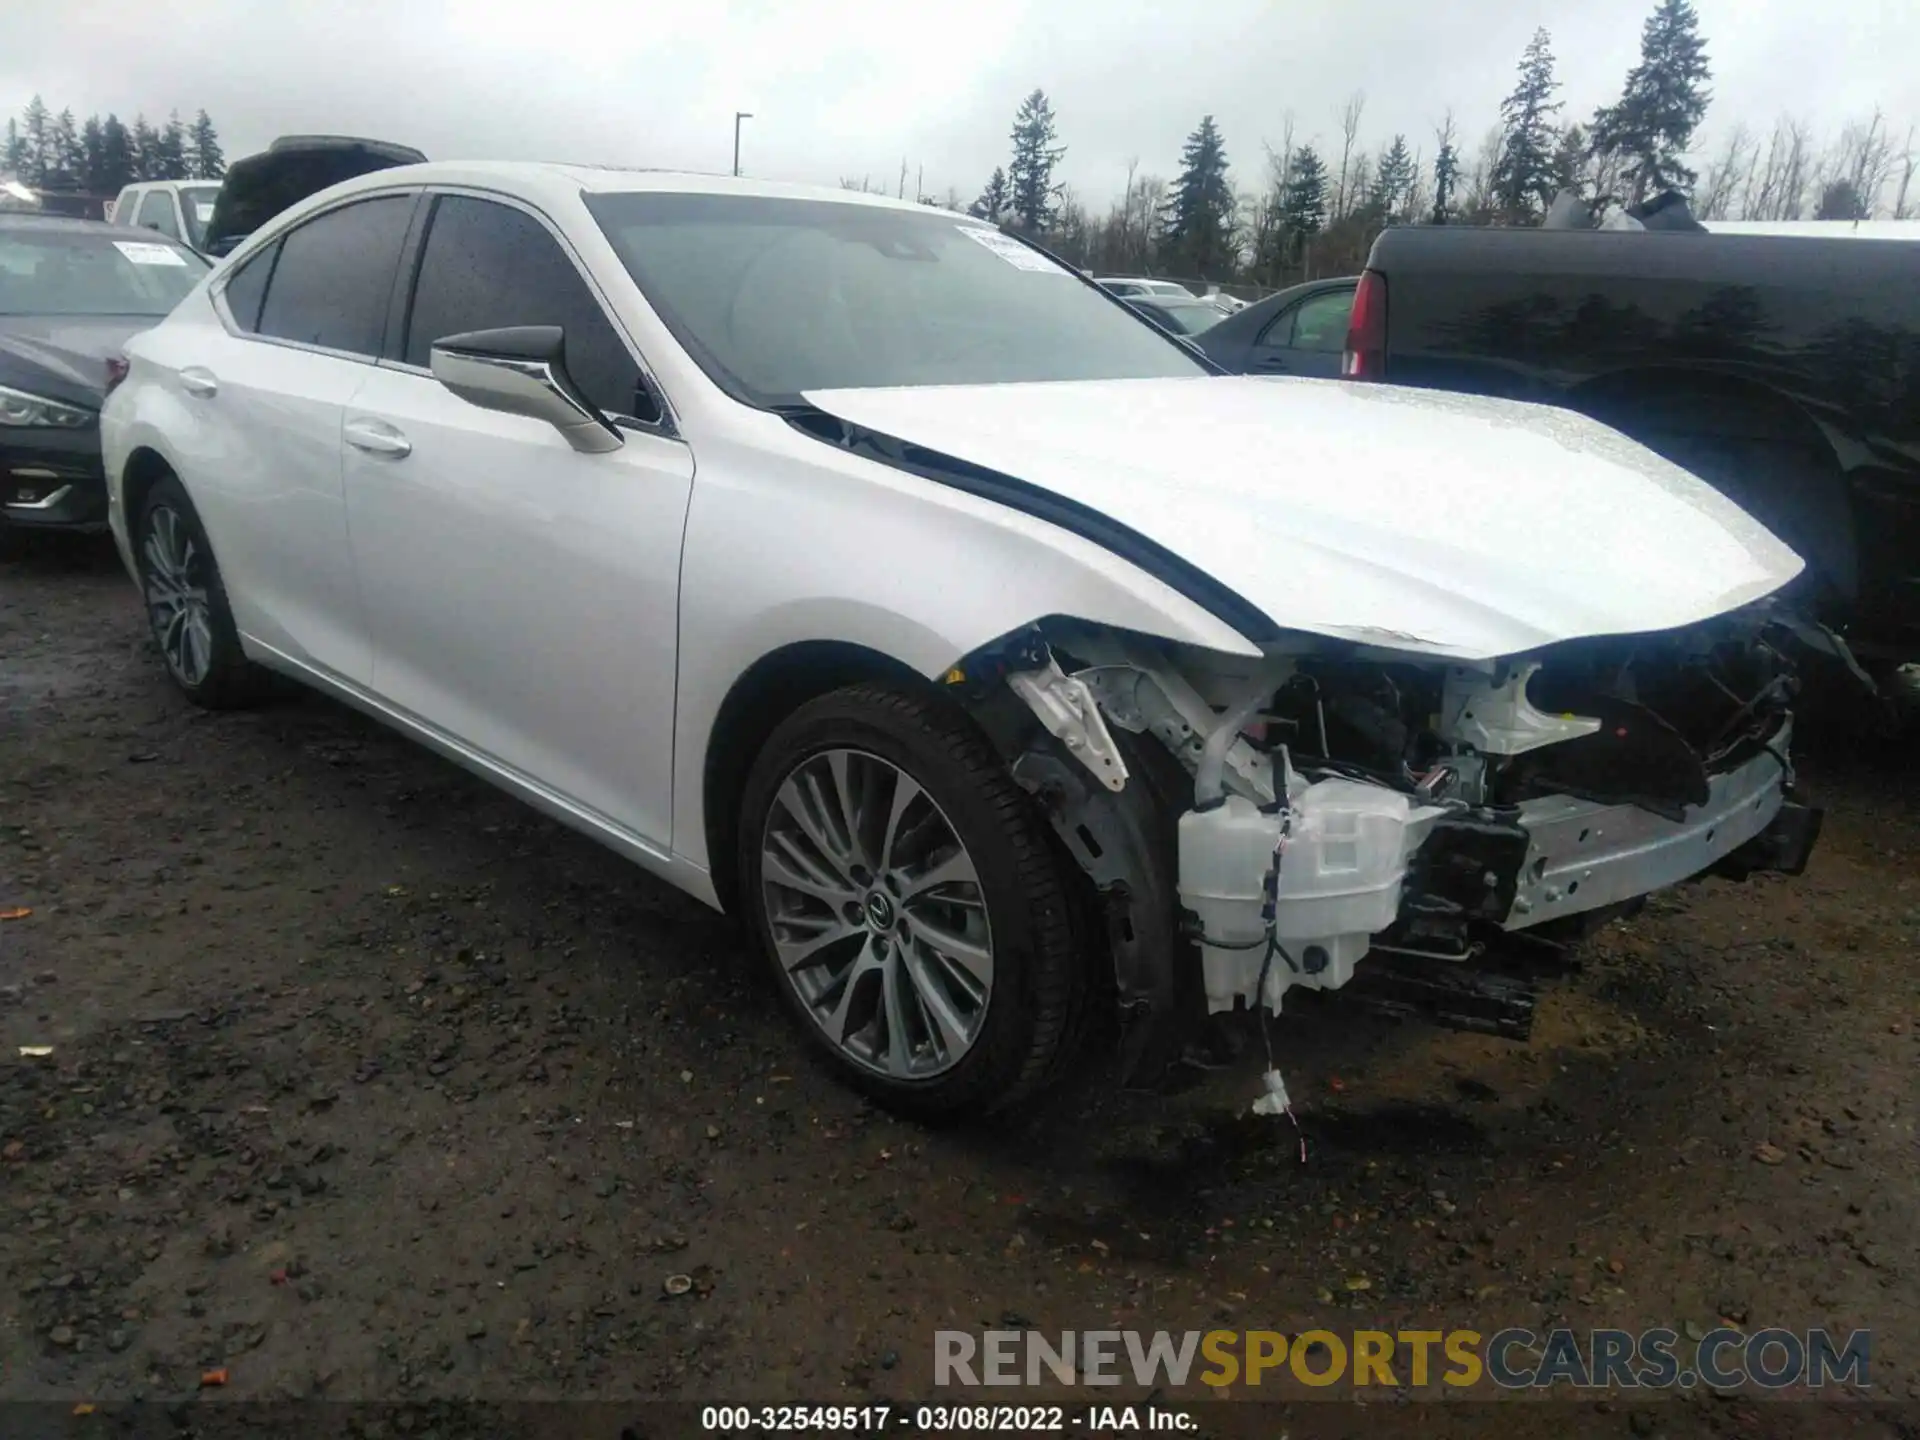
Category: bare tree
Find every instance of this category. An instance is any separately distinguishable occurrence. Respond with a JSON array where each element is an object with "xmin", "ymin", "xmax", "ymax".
[
  {"xmin": 1051, "ymin": 184, "xmax": 1092, "ymax": 264},
  {"xmin": 1817, "ymin": 109, "xmax": 1901, "ymax": 217},
  {"xmin": 1403, "ymin": 146, "xmax": 1430, "ymax": 224},
  {"xmin": 1332, "ymin": 92, "xmax": 1365, "ymax": 219},
  {"xmin": 1098, "ymin": 170, "xmax": 1167, "ymax": 274},
  {"xmin": 1117, "ymin": 156, "xmax": 1139, "ymax": 258},
  {"xmin": 1694, "ymin": 123, "xmax": 1753, "ymax": 220},
  {"xmin": 1265, "ymin": 110, "xmax": 1297, "ymax": 199},
  {"xmin": 1462, "ymin": 124, "xmax": 1505, "ymax": 218},
  {"xmin": 1742, "ymin": 115, "xmax": 1811, "ymax": 220},
  {"xmin": 1893, "ymin": 126, "xmax": 1917, "ymax": 219},
  {"xmin": 1132, "ymin": 173, "xmax": 1167, "ymax": 260}
]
